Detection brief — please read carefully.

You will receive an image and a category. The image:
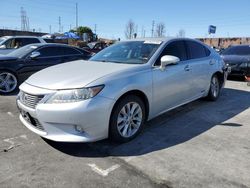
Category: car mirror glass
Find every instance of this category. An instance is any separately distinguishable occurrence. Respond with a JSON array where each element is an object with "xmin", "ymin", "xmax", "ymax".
[{"xmin": 30, "ymin": 51, "xmax": 41, "ymax": 59}]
